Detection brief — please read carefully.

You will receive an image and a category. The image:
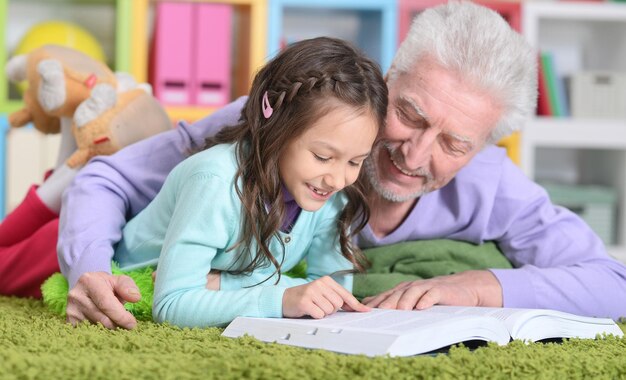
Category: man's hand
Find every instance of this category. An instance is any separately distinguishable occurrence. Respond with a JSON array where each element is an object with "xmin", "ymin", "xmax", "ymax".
[
  {"xmin": 66, "ymin": 272, "xmax": 141, "ymax": 330},
  {"xmin": 362, "ymin": 270, "xmax": 503, "ymax": 310},
  {"xmin": 283, "ymin": 276, "xmax": 370, "ymax": 319}
]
